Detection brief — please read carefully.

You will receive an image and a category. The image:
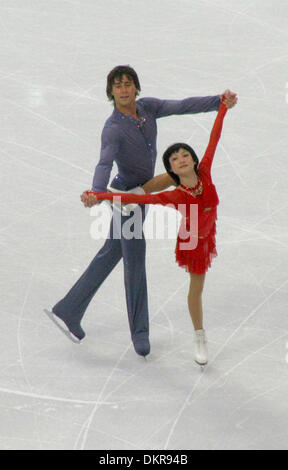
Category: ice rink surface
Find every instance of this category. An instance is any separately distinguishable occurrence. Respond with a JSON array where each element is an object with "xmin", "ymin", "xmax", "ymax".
[{"xmin": 0, "ymin": 0, "xmax": 287, "ymax": 450}]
